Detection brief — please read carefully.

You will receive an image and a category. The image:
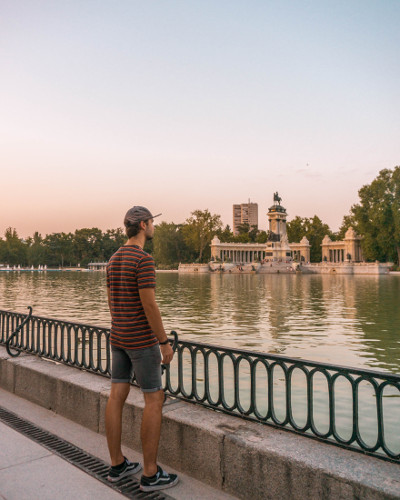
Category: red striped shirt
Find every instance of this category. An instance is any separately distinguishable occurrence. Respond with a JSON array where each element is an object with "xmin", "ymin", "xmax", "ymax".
[{"xmin": 106, "ymin": 245, "xmax": 158, "ymax": 350}]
